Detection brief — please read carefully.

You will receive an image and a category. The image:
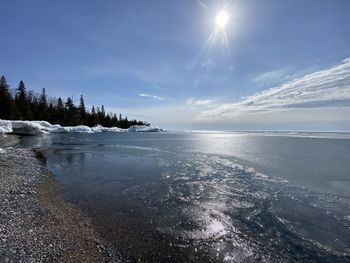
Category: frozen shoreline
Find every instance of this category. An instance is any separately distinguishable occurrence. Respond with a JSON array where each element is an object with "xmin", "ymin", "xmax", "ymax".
[
  {"xmin": 0, "ymin": 119, "xmax": 163, "ymax": 135},
  {"xmin": 0, "ymin": 146, "xmax": 122, "ymax": 262}
]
